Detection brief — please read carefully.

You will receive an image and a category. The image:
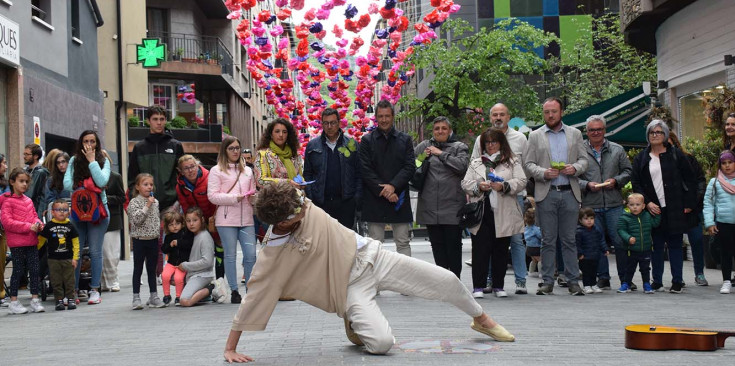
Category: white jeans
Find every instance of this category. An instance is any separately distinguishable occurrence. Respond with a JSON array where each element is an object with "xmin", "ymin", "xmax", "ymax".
[
  {"xmin": 344, "ymin": 240, "xmax": 483, "ymax": 354},
  {"xmin": 100, "ymin": 230, "xmax": 121, "ymax": 289},
  {"xmin": 367, "ymin": 222, "xmax": 412, "ymax": 257}
]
